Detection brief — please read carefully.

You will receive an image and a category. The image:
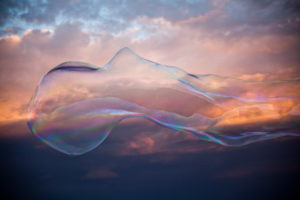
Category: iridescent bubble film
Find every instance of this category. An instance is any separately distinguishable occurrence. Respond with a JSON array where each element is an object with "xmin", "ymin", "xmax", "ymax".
[{"xmin": 27, "ymin": 47, "xmax": 300, "ymax": 155}]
